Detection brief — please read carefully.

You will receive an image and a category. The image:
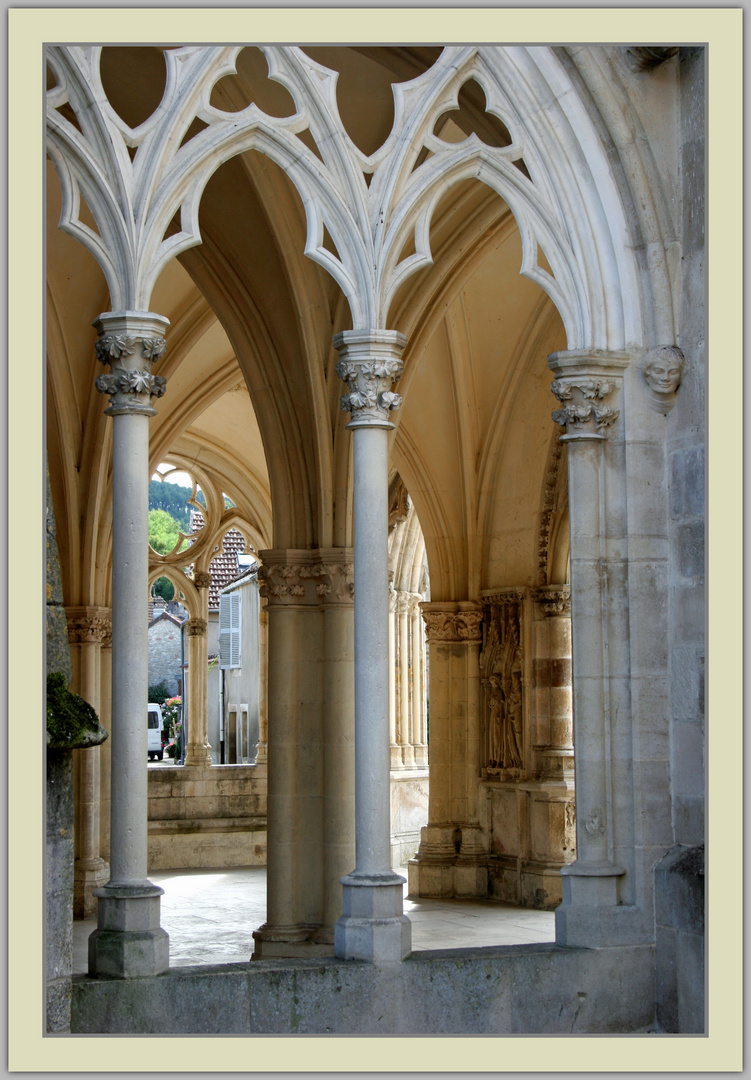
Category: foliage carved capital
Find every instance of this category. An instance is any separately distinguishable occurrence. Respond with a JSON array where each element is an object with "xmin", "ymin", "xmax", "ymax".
[
  {"xmin": 193, "ymin": 571, "xmax": 212, "ymax": 590},
  {"xmin": 65, "ymin": 606, "xmax": 112, "ymax": 645},
  {"xmin": 421, "ymin": 602, "xmax": 483, "ymax": 643},
  {"xmin": 258, "ymin": 550, "xmax": 354, "ymax": 606},
  {"xmin": 93, "ymin": 311, "xmax": 170, "ymax": 417},
  {"xmin": 333, "ymin": 330, "xmax": 407, "ymax": 430},
  {"xmin": 532, "ymin": 586, "xmax": 571, "ymax": 617},
  {"xmin": 186, "ymin": 618, "xmax": 208, "ymax": 637}
]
